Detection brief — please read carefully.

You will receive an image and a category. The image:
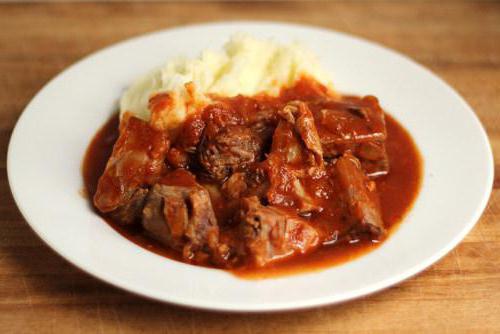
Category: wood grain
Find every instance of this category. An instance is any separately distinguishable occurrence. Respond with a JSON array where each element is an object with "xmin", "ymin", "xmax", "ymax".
[{"xmin": 0, "ymin": 1, "xmax": 499, "ymax": 333}]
